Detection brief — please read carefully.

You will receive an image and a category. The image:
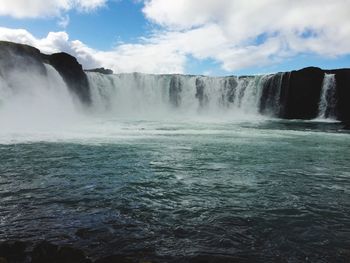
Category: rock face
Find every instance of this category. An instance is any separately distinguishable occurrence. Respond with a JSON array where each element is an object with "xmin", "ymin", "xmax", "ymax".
[
  {"xmin": 0, "ymin": 241, "xmax": 91, "ymax": 263},
  {"xmin": 282, "ymin": 67, "xmax": 325, "ymax": 119},
  {"xmin": 85, "ymin": 67, "xmax": 113, "ymax": 75},
  {"xmin": 0, "ymin": 241, "xmax": 27, "ymax": 262},
  {"xmin": 0, "ymin": 41, "xmax": 46, "ymax": 76},
  {"xmin": 43, "ymin": 53, "xmax": 91, "ymax": 104},
  {"xmin": 276, "ymin": 67, "xmax": 350, "ymax": 121},
  {"xmin": 0, "ymin": 41, "xmax": 91, "ymax": 104}
]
